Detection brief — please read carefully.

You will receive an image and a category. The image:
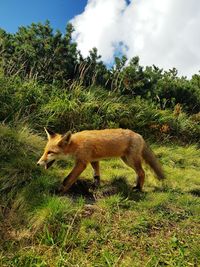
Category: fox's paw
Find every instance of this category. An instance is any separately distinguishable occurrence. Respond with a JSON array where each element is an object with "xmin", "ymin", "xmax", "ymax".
[
  {"xmin": 54, "ymin": 186, "xmax": 67, "ymax": 196},
  {"xmin": 133, "ymin": 185, "xmax": 142, "ymax": 192}
]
